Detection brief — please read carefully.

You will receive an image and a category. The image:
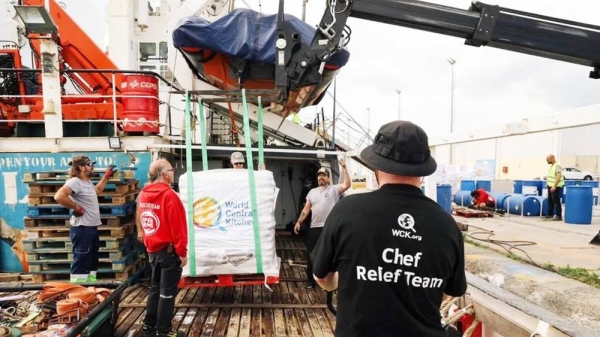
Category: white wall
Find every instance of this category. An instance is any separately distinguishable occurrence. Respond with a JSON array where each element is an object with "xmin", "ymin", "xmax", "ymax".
[
  {"xmin": 453, "ymin": 139, "xmax": 496, "ymax": 166},
  {"xmin": 495, "ymin": 132, "xmax": 557, "ymax": 180},
  {"xmin": 561, "ymin": 124, "xmax": 600, "ymax": 156},
  {"xmin": 432, "ymin": 122, "xmax": 600, "ymax": 180}
]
